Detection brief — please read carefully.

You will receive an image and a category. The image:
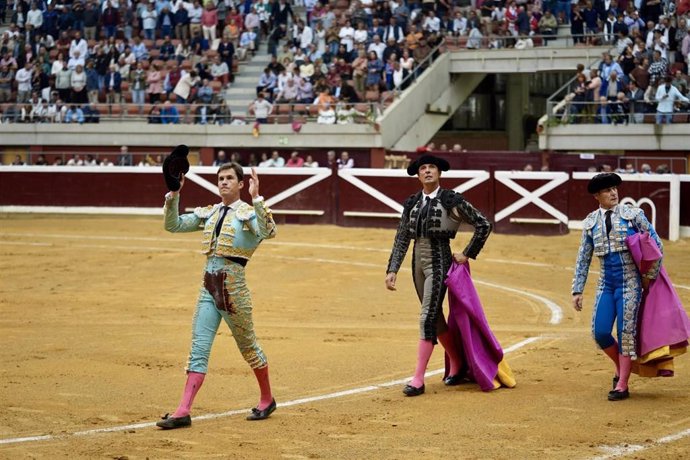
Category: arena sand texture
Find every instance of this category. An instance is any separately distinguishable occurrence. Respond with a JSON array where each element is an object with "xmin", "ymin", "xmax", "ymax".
[{"xmin": 1, "ymin": 215, "xmax": 689, "ymax": 459}]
